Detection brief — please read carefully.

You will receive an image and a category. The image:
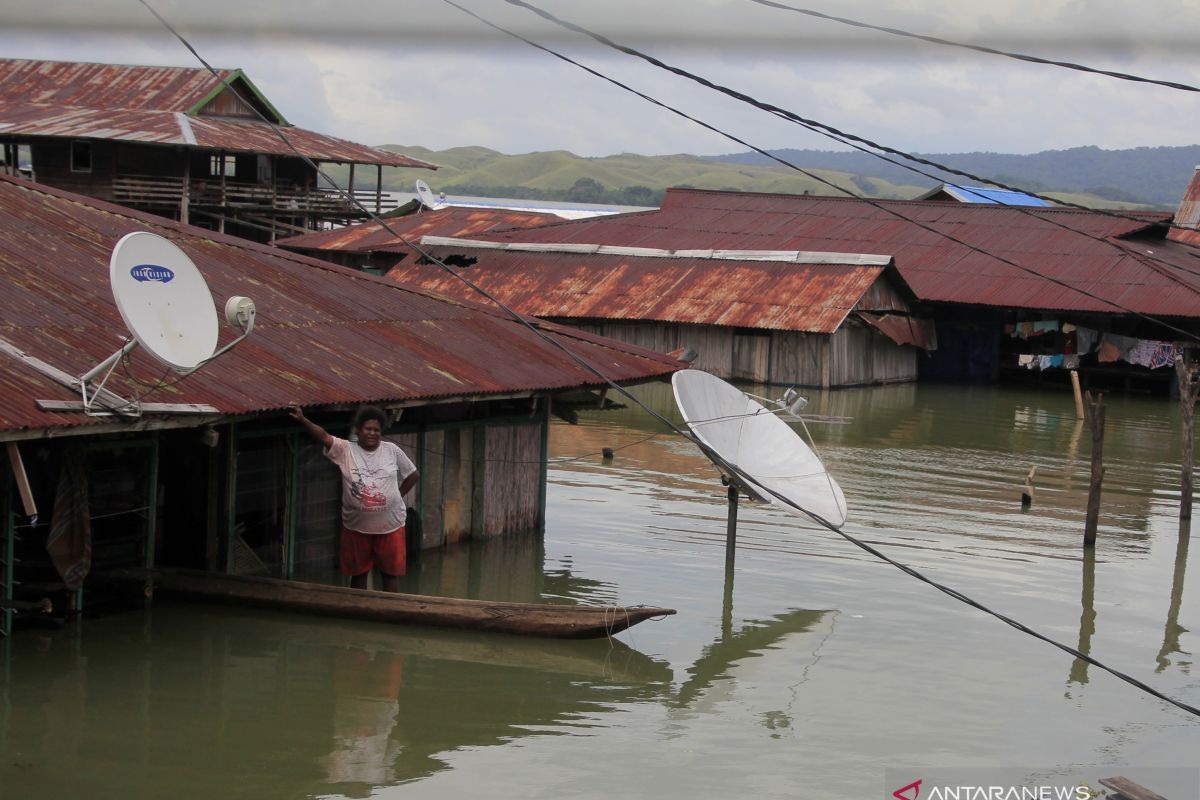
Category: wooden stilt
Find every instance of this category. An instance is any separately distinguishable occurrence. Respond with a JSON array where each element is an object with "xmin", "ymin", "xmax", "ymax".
[{"xmin": 1084, "ymin": 391, "xmax": 1106, "ymax": 548}]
